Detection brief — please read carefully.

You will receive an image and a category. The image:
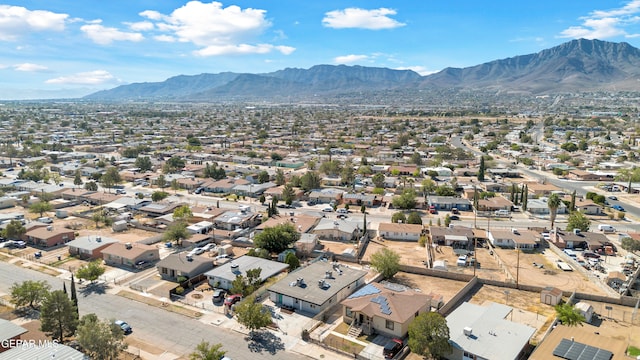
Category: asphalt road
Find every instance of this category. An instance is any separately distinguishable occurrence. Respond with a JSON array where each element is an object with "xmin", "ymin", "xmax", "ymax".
[{"xmin": 0, "ymin": 262, "xmax": 301, "ymax": 360}]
